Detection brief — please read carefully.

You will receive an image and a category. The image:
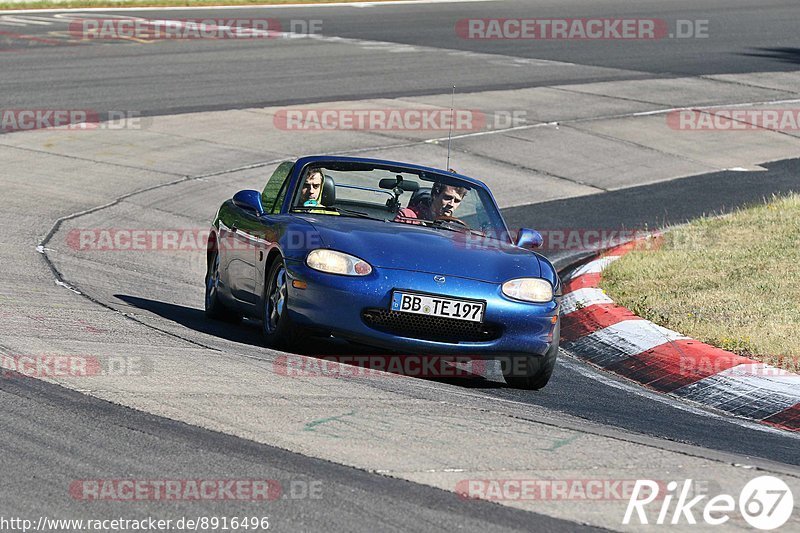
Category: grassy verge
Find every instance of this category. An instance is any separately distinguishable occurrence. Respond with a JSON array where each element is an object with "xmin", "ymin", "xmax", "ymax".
[
  {"xmin": 0, "ymin": 0, "xmax": 390, "ymax": 10},
  {"xmin": 600, "ymin": 194, "xmax": 800, "ymax": 372}
]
